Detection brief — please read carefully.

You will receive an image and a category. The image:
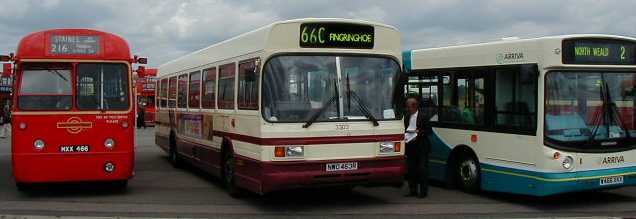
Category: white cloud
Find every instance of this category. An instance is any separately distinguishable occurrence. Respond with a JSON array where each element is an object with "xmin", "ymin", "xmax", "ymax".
[{"xmin": 0, "ymin": 0, "xmax": 635, "ymax": 66}]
